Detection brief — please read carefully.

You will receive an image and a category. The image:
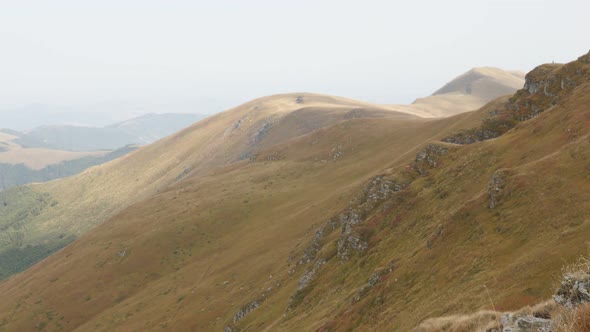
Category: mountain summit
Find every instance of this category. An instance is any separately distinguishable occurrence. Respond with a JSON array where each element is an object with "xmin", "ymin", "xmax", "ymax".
[
  {"xmin": 432, "ymin": 67, "xmax": 525, "ymax": 99},
  {"xmin": 387, "ymin": 67, "xmax": 525, "ymax": 118}
]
